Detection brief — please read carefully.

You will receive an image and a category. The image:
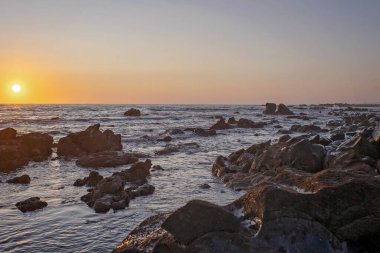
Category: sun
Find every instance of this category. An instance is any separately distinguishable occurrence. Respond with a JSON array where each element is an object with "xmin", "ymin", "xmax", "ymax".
[{"xmin": 11, "ymin": 84, "xmax": 22, "ymax": 93}]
